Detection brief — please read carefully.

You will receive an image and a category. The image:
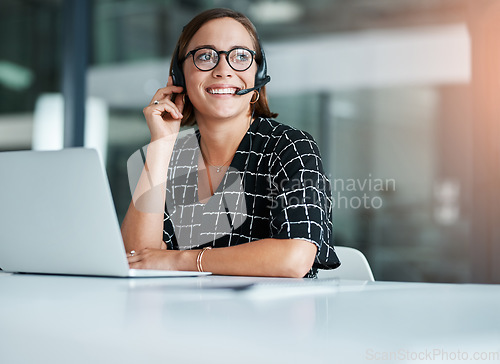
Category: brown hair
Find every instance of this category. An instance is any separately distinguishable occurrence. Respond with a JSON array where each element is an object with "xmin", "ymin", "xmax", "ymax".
[{"xmin": 169, "ymin": 8, "xmax": 278, "ymax": 126}]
